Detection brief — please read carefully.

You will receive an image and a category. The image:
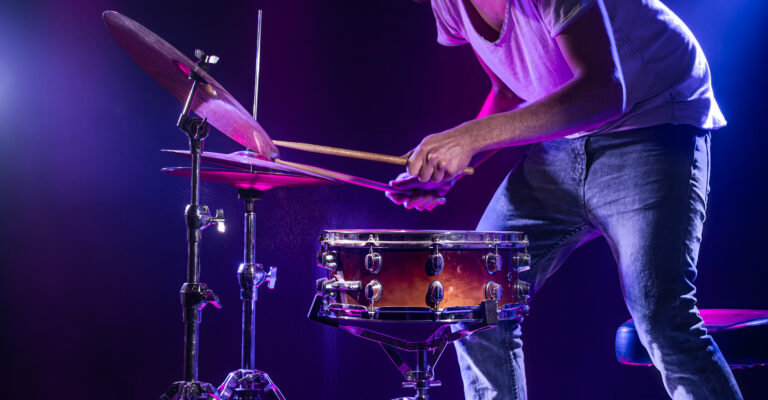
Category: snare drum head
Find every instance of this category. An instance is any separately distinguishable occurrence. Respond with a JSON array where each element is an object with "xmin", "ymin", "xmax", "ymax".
[{"xmin": 320, "ymin": 229, "xmax": 527, "ymax": 249}]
